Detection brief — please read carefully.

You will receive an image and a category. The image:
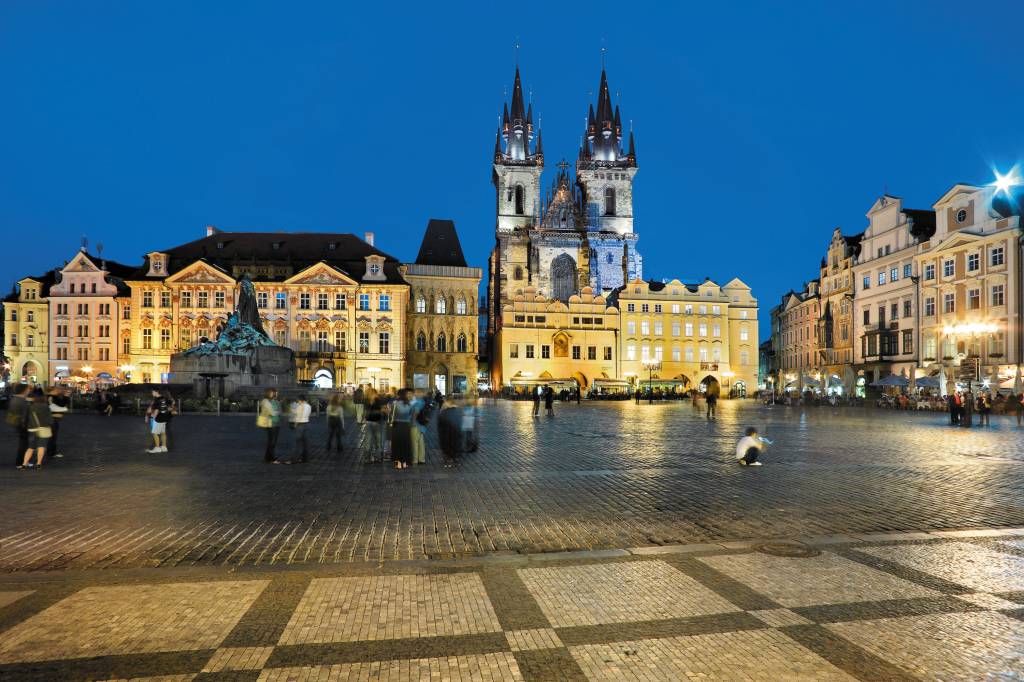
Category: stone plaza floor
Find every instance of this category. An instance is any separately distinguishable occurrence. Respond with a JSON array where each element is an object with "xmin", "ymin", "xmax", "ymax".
[{"xmin": 0, "ymin": 400, "xmax": 1022, "ymax": 679}]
